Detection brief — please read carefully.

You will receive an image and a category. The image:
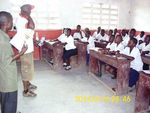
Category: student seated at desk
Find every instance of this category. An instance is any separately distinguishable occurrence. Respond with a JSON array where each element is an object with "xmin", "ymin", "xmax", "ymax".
[
  {"xmin": 63, "ymin": 28, "xmax": 77, "ymax": 70},
  {"xmin": 119, "ymin": 38, "xmax": 143, "ymax": 91},
  {"xmin": 106, "ymin": 35, "xmax": 115, "ymax": 49},
  {"xmin": 138, "ymin": 35, "xmax": 150, "ymax": 70},
  {"xmin": 98, "ymin": 29, "xmax": 109, "ymax": 42},
  {"xmin": 79, "ymin": 30, "xmax": 95, "ymax": 65},
  {"xmin": 92, "ymin": 26, "xmax": 101, "ymax": 40},
  {"xmin": 105, "ymin": 35, "xmax": 124, "ymax": 79},
  {"xmin": 73, "ymin": 25, "xmax": 85, "ymax": 40},
  {"xmin": 136, "ymin": 31, "xmax": 145, "ymax": 45}
]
